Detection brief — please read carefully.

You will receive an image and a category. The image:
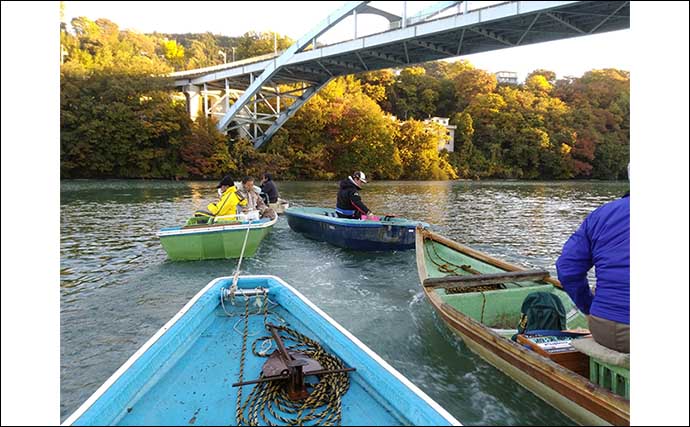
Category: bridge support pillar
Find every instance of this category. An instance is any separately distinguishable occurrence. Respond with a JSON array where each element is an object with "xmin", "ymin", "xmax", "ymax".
[{"xmin": 183, "ymin": 84, "xmax": 201, "ymax": 121}]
